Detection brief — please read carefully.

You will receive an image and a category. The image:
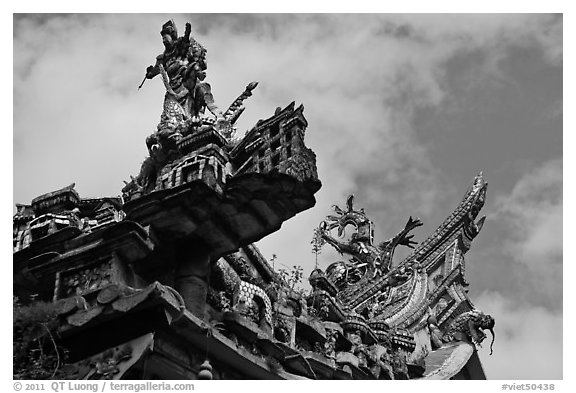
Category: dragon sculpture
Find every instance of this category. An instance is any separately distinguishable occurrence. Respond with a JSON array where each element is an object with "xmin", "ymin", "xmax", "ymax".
[
  {"xmin": 319, "ymin": 195, "xmax": 423, "ymax": 288},
  {"xmin": 442, "ymin": 310, "xmax": 495, "ymax": 355}
]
